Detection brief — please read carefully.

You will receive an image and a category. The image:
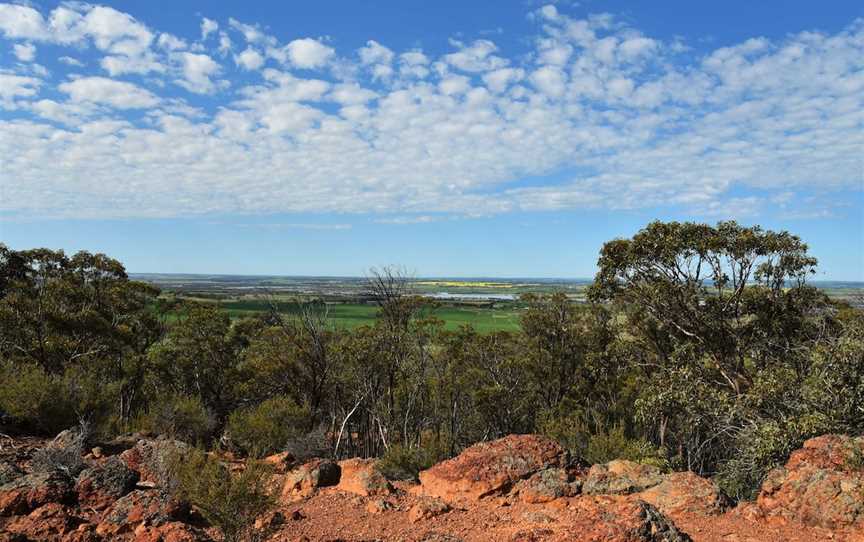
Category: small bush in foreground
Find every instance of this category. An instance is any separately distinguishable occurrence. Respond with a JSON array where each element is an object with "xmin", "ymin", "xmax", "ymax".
[
  {"xmin": 171, "ymin": 447, "xmax": 276, "ymax": 542},
  {"xmin": 226, "ymin": 396, "xmax": 310, "ymax": 457},
  {"xmin": 378, "ymin": 443, "xmax": 441, "ymax": 481},
  {"xmin": 584, "ymin": 423, "xmax": 666, "ymax": 469}
]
